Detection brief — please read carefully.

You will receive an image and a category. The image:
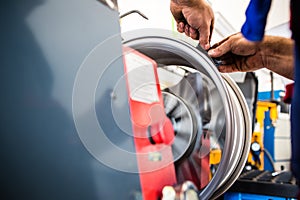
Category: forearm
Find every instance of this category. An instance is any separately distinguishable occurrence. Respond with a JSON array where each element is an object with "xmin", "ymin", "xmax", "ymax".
[{"xmin": 259, "ymin": 36, "xmax": 294, "ymax": 80}]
